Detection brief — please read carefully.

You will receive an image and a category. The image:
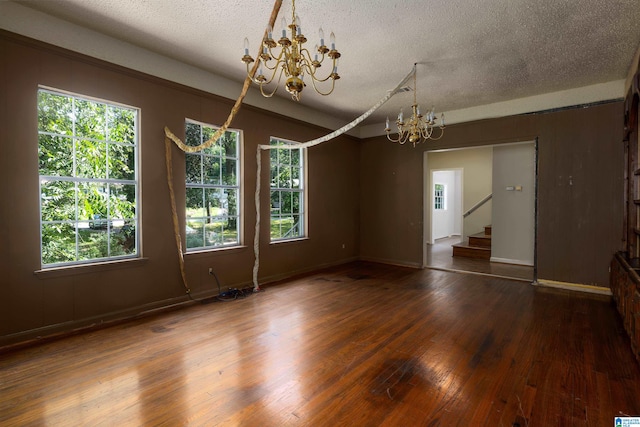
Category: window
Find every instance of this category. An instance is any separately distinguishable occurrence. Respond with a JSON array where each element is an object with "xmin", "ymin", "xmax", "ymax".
[
  {"xmin": 270, "ymin": 138, "xmax": 306, "ymax": 241},
  {"xmin": 185, "ymin": 120, "xmax": 241, "ymax": 250},
  {"xmin": 38, "ymin": 89, "xmax": 139, "ymax": 267},
  {"xmin": 434, "ymin": 183, "xmax": 445, "ymax": 210}
]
